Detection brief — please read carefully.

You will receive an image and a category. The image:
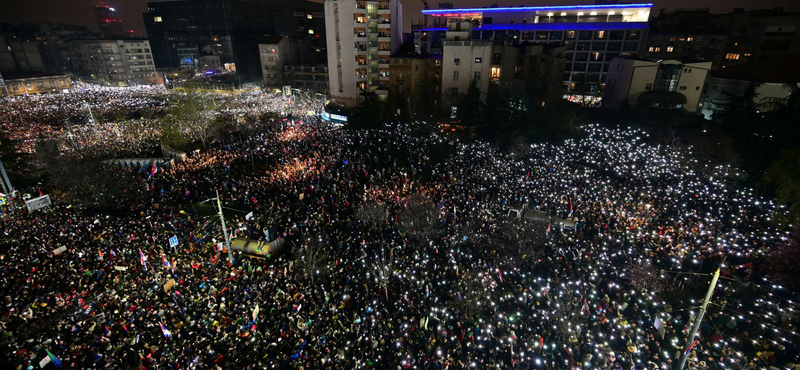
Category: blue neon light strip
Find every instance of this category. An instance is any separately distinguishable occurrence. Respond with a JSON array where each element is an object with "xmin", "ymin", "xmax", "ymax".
[
  {"xmin": 474, "ymin": 22, "xmax": 649, "ymax": 31},
  {"xmin": 420, "ymin": 27, "xmax": 448, "ymax": 31},
  {"xmin": 422, "ymin": 3, "xmax": 652, "ymax": 15}
]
